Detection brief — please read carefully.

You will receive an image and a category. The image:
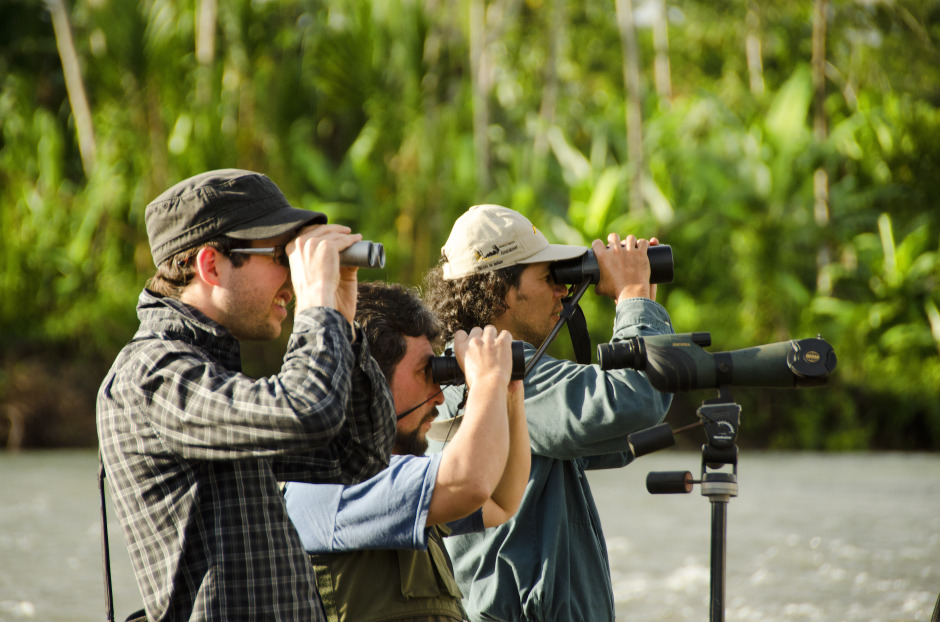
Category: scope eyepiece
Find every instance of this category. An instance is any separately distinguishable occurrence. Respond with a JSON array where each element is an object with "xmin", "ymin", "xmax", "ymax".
[
  {"xmin": 430, "ymin": 341, "xmax": 527, "ymax": 385},
  {"xmin": 340, "ymin": 240, "xmax": 385, "ymax": 269},
  {"xmin": 550, "ymin": 244, "xmax": 674, "ymax": 285}
]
